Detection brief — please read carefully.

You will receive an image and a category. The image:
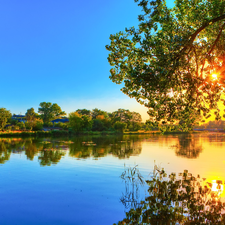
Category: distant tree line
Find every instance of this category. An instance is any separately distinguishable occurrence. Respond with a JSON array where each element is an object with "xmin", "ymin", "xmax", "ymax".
[
  {"xmin": 195, "ymin": 120, "xmax": 225, "ymax": 130},
  {"xmin": 0, "ymin": 102, "xmax": 154, "ymax": 132}
]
